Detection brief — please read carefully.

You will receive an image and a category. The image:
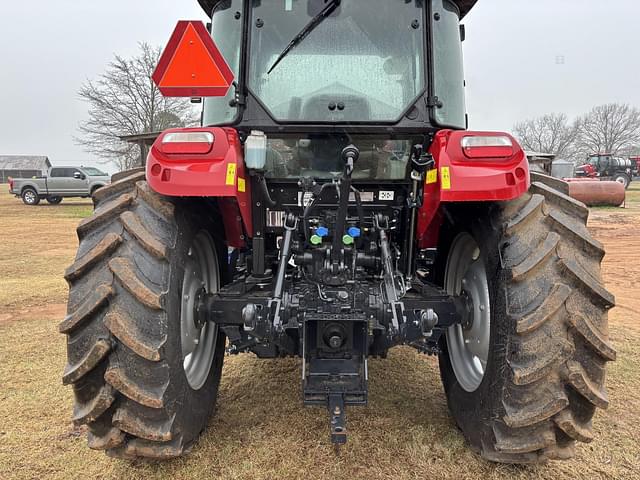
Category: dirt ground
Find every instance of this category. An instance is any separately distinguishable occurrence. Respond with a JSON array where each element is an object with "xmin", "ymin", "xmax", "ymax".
[{"xmin": 0, "ymin": 185, "xmax": 638, "ymax": 480}]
